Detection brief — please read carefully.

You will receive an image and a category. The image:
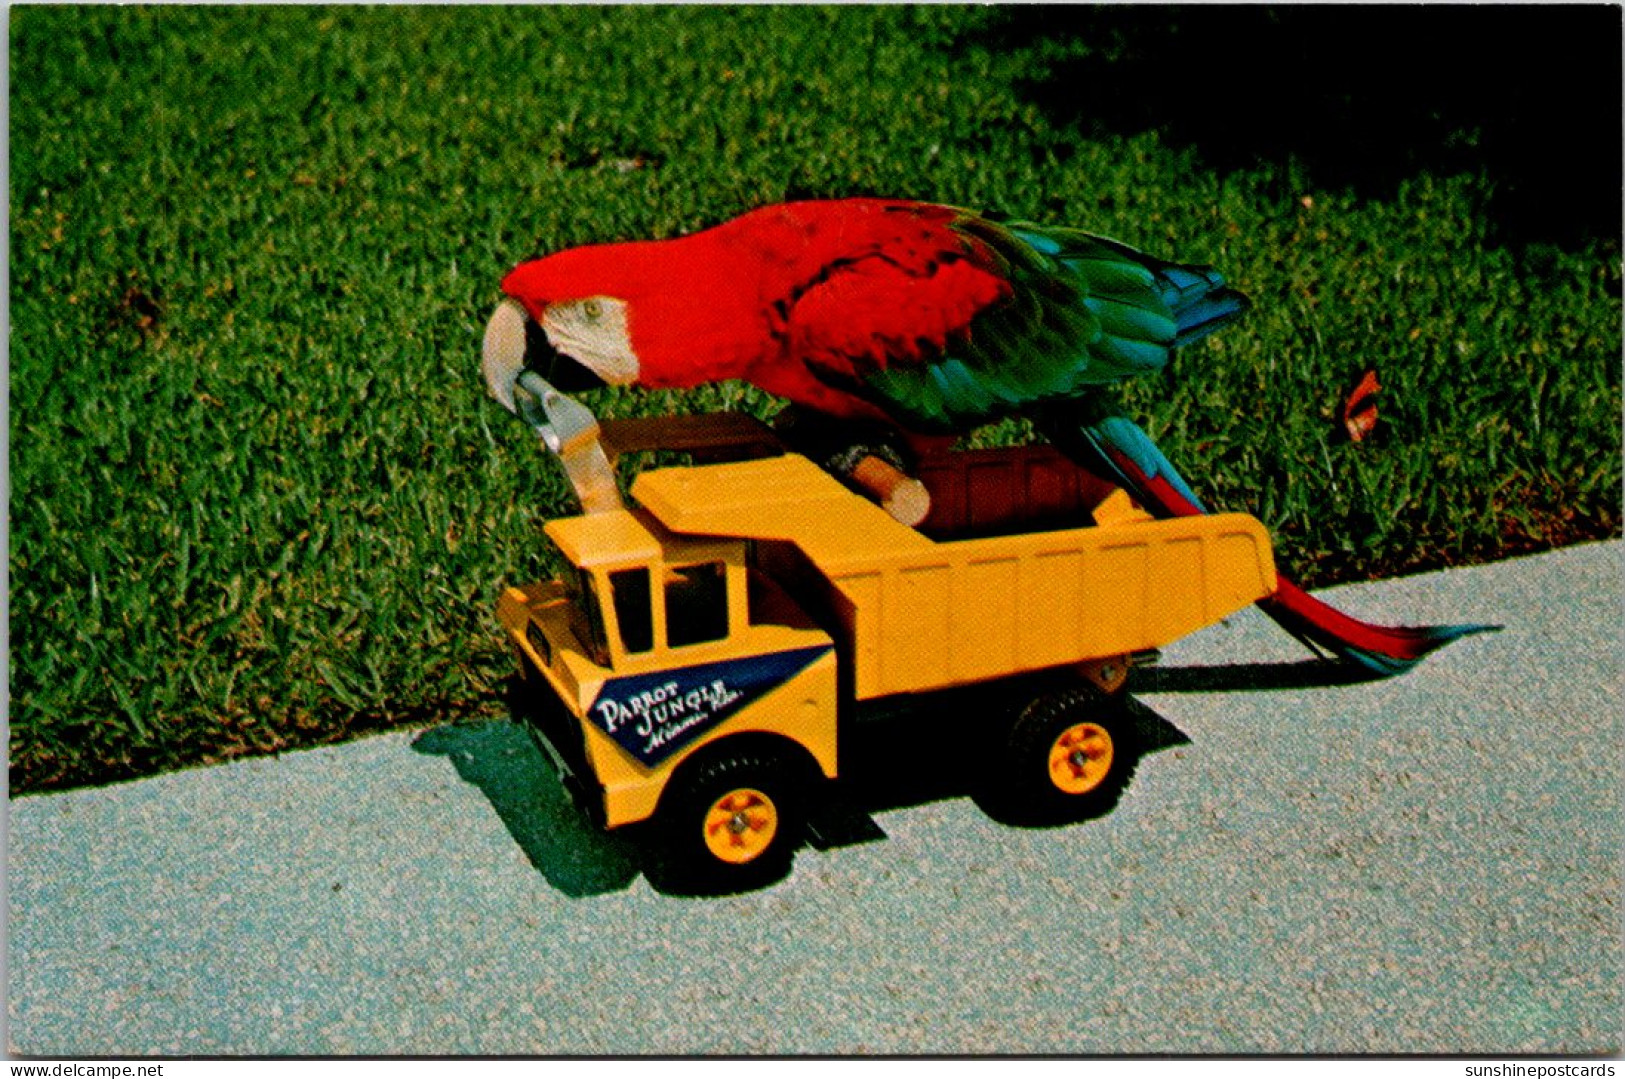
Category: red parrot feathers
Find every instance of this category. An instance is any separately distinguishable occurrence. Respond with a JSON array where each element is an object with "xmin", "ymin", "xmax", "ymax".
[{"xmin": 501, "ymin": 199, "xmax": 1016, "ymax": 423}]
